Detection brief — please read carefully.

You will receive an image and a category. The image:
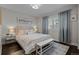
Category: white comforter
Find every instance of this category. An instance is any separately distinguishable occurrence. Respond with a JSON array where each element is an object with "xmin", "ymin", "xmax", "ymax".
[{"xmin": 16, "ymin": 33, "xmax": 51, "ymax": 54}]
